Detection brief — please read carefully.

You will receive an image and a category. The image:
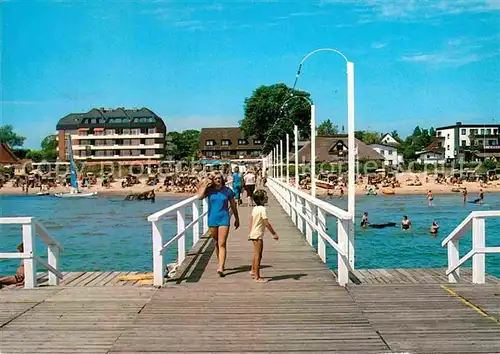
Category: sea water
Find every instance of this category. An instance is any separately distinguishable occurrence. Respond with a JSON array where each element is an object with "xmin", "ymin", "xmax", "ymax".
[
  {"xmin": 323, "ymin": 193, "xmax": 500, "ymax": 276},
  {"xmin": 0, "ymin": 194, "xmax": 499, "ymax": 276}
]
